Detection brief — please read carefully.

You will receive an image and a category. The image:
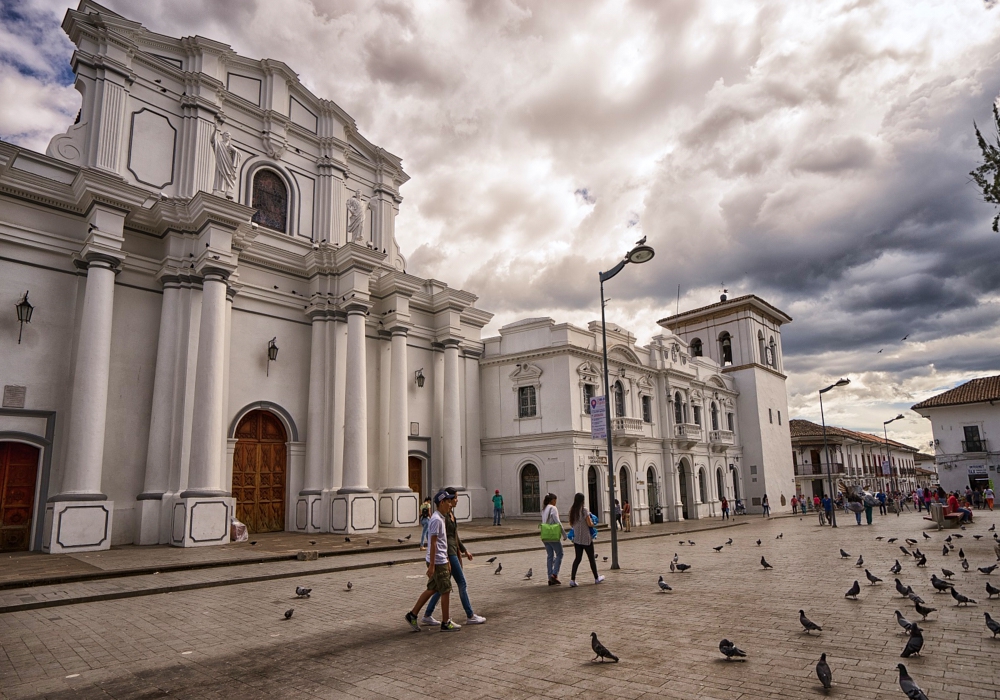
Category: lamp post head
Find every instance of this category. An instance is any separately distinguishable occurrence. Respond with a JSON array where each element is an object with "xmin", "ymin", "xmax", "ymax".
[
  {"xmin": 895, "ymin": 413, "xmax": 904, "ymax": 420},
  {"xmin": 834, "ymin": 378, "xmax": 850, "ymax": 387},
  {"xmin": 626, "ymin": 244, "xmax": 654, "ymax": 265},
  {"xmin": 15, "ymin": 291, "xmax": 33, "ymax": 324},
  {"xmin": 267, "ymin": 337, "xmax": 279, "ymax": 362}
]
